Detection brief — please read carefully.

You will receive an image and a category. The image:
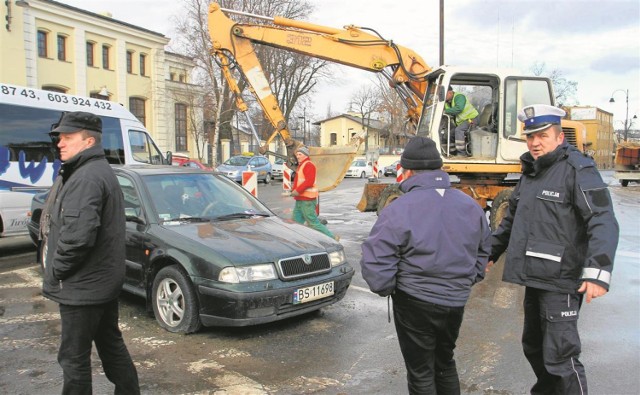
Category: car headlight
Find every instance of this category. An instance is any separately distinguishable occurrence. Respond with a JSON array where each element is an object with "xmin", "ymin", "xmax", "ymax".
[
  {"xmin": 328, "ymin": 249, "xmax": 346, "ymax": 267},
  {"xmin": 218, "ymin": 264, "xmax": 277, "ymax": 283}
]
